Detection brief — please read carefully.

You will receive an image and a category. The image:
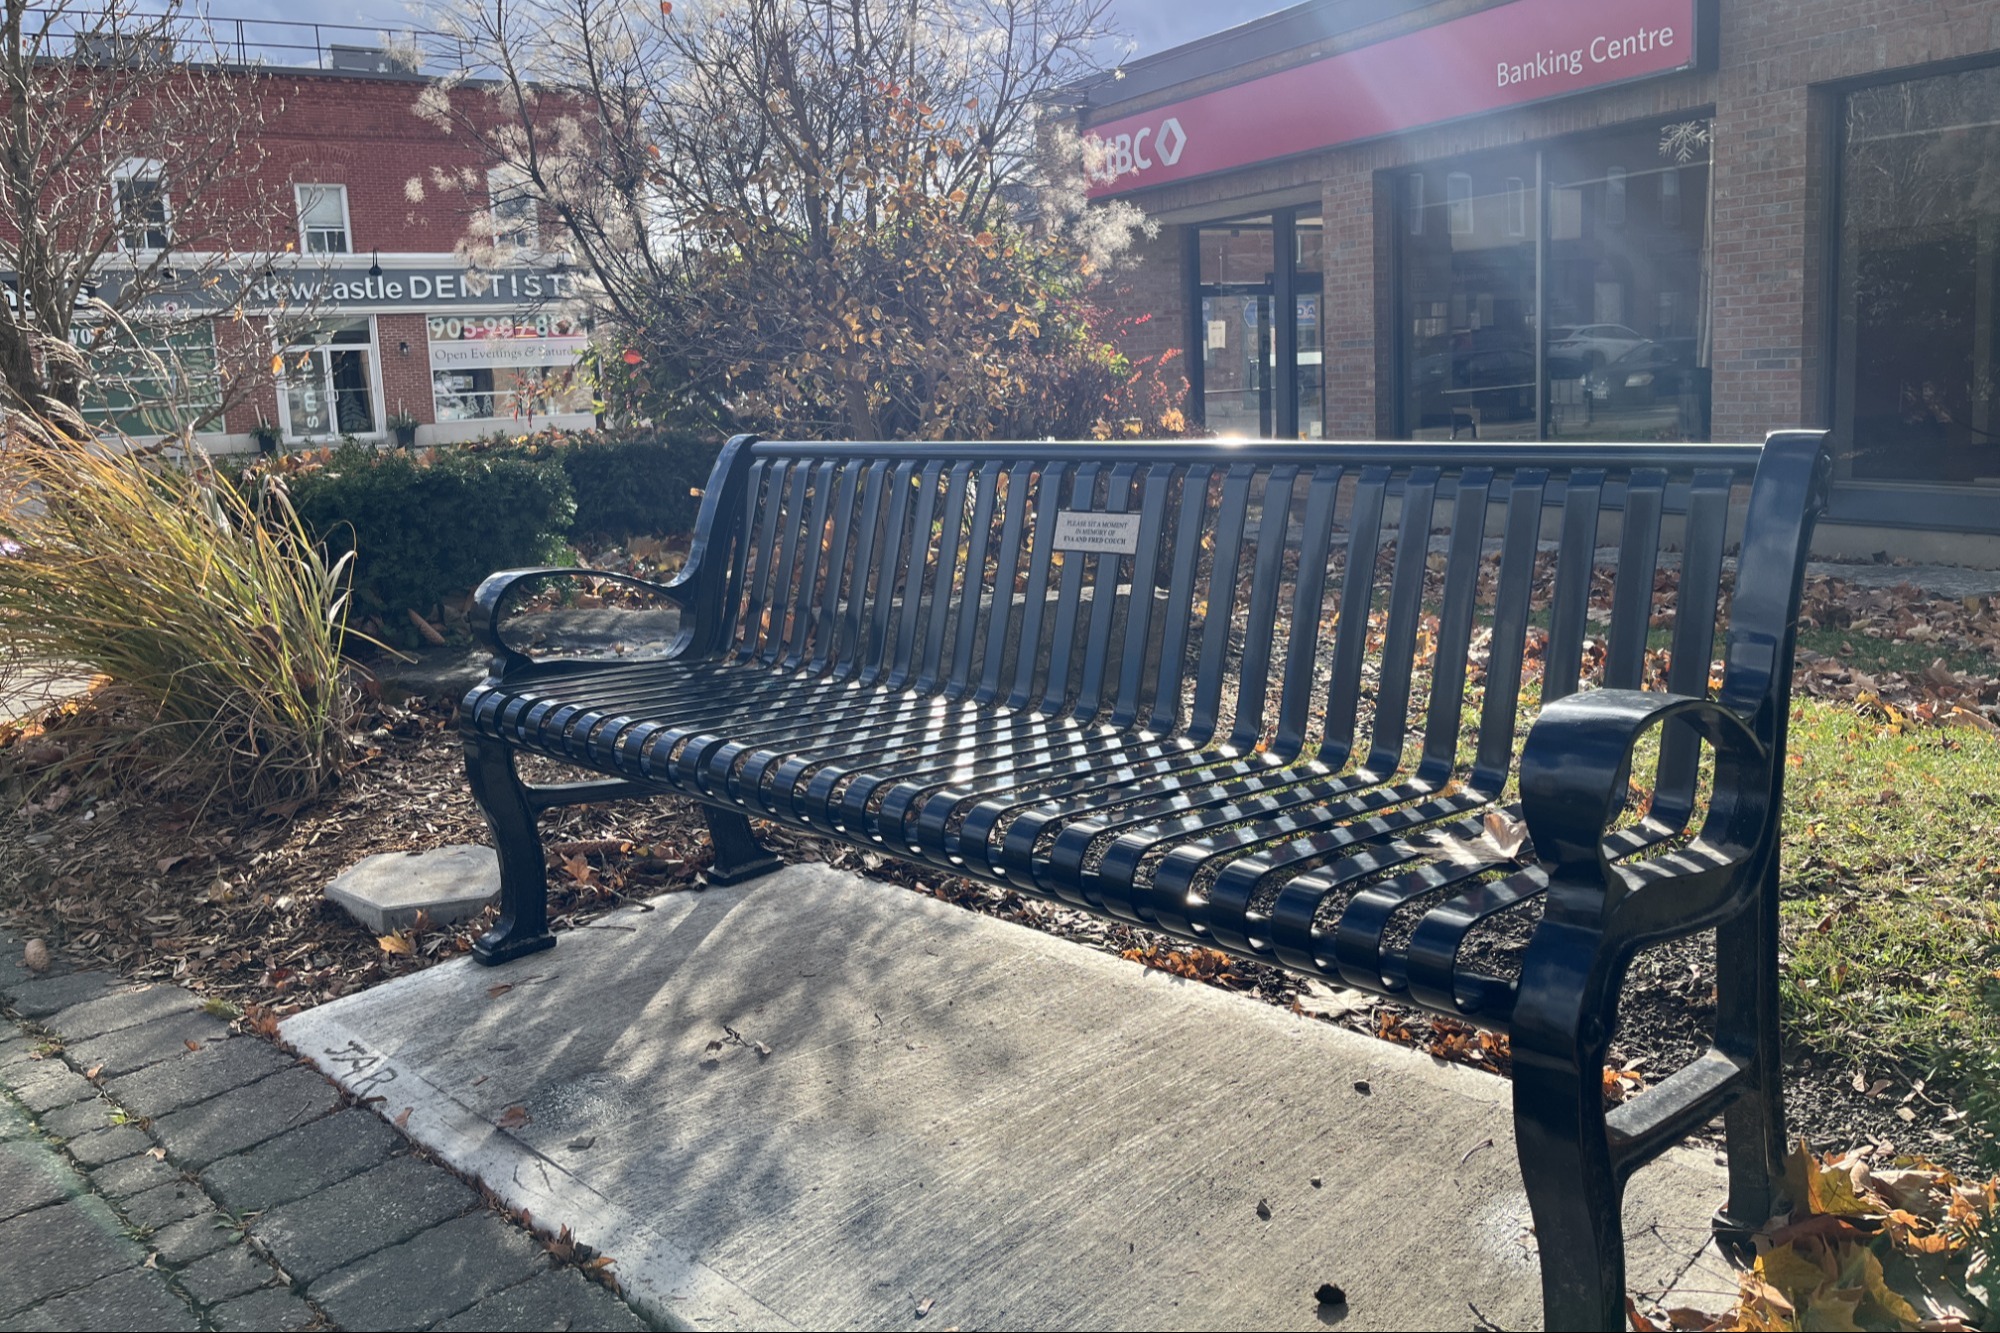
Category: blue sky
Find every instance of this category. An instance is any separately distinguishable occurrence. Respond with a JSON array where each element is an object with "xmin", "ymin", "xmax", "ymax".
[{"xmin": 210, "ymin": 0, "xmax": 1246, "ymax": 66}]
